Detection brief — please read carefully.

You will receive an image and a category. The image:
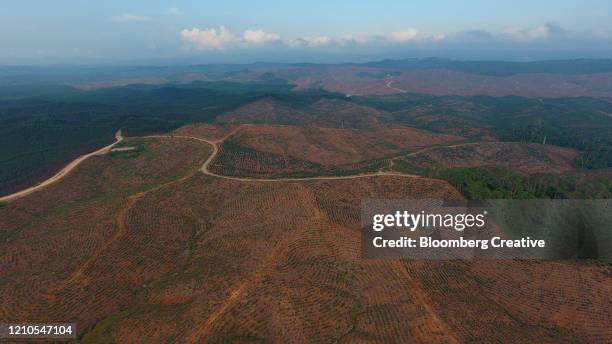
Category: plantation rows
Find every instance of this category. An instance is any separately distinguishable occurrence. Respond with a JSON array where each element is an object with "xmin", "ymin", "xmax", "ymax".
[
  {"xmin": 210, "ymin": 141, "xmax": 324, "ymax": 177},
  {"xmin": 0, "ymin": 138, "xmax": 212, "ymax": 333},
  {"xmin": 210, "ymin": 140, "xmax": 399, "ymax": 179},
  {"xmin": 1, "ymin": 137, "xmax": 609, "ymax": 342},
  {"xmin": 405, "ymin": 260, "xmax": 611, "ymax": 343}
]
